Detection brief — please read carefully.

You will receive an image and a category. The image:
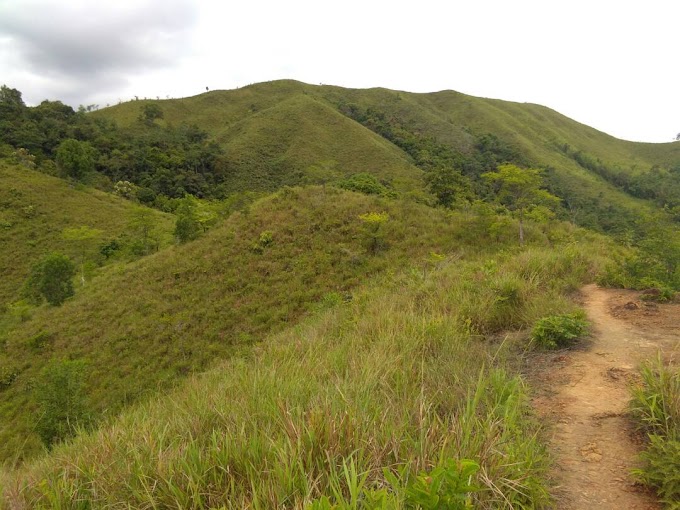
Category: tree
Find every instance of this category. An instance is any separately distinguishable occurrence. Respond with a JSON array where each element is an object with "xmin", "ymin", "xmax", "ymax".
[
  {"xmin": 23, "ymin": 253, "xmax": 76, "ymax": 306},
  {"xmin": 0, "ymin": 85, "xmax": 25, "ymax": 116},
  {"xmin": 62, "ymin": 226, "xmax": 103, "ymax": 286},
  {"xmin": 55, "ymin": 139, "xmax": 97, "ymax": 180},
  {"xmin": 128, "ymin": 207, "xmax": 160, "ymax": 255},
  {"xmin": 358, "ymin": 211, "xmax": 390, "ymax": 254},
  {"xmin": 174, "ymin": 195, "xmax": 203, "ymax": 243},
  {"xmin": 425, "ymin": 166, "xmax": 473, "ymax": 208},
  {"xmin": 482, "ymin": 164, "xmax": 559, "ymax": 244},
  {"xmin": 139, "ymin": 103, "xmax": 163, "ymax": 126},
  {"xmin": 35, "ymin": 358, "xmax": 88, "ymax": 448}
]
